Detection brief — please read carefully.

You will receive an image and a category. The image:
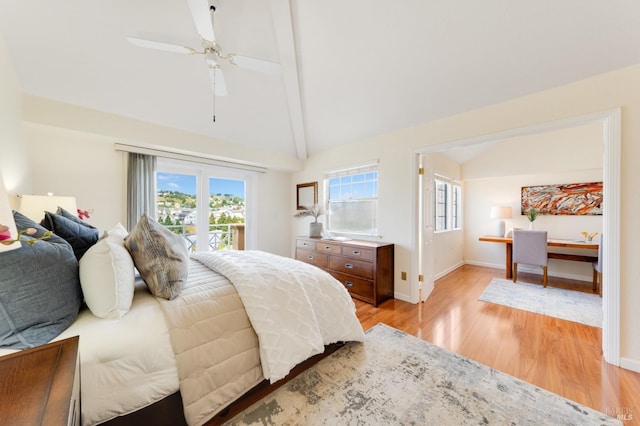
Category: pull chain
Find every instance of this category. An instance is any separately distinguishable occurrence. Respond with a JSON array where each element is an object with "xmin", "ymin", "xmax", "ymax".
[
  {"xmin": 212, "ymin": 67, "xmax": 216, "ymax": 122},
  {"xmin": 211, "ymin": 5, "xmax": 216, "ymax": 122}
]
